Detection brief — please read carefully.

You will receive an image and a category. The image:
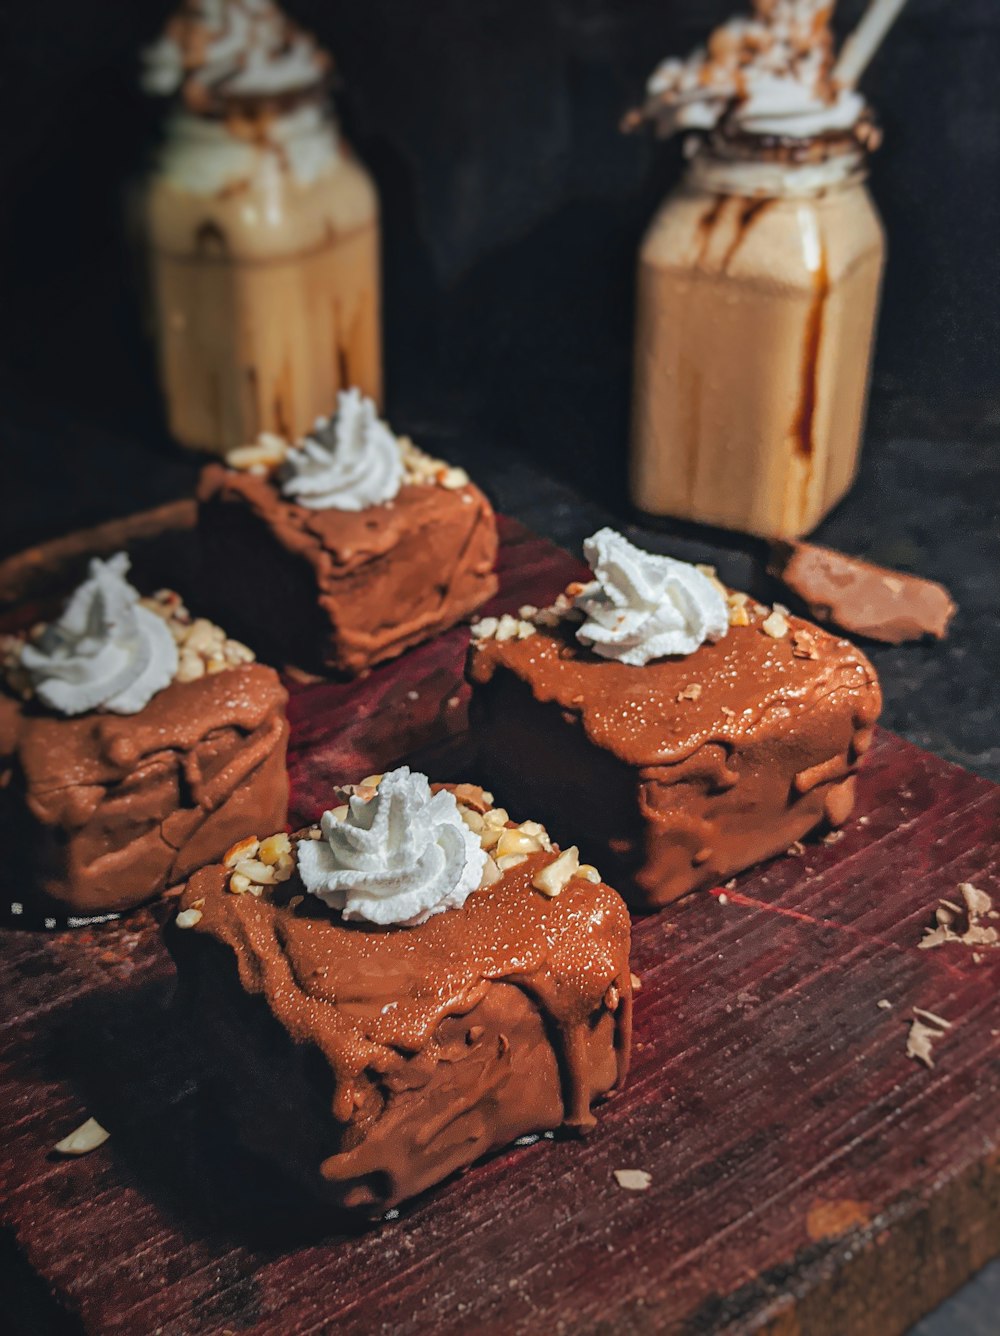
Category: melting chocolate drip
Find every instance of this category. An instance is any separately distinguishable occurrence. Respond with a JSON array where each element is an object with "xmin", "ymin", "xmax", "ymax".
[
  {"xmin": 695, "ymin": 197, "xmax": 727, "ymax": 266},
  {"xmin": 792, "ymin": 243, "xmax": 830, "ymax": 460},
  {"xmin": 721, "ymin": 198, "xmax": 772, "ymax": 272}
]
